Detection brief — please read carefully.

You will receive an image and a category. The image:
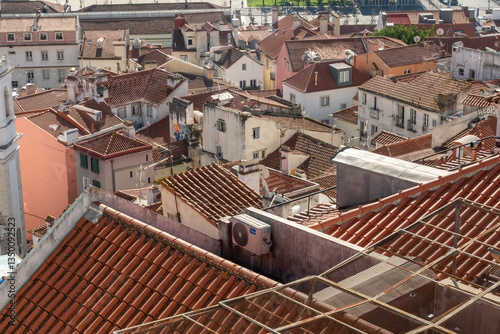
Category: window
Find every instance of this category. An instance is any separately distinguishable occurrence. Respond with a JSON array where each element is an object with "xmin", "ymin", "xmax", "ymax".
[
  {"xmin": 373, "ymin": 96, "xmax": 378, "ymax": 110},
  {"xmin": 252, "ymin": 127, "xmax": 260, "ymax": 139},
  {"xmin": 458, "ymin": 68, "xmax": 464, "ymax": 76},
  {"xmin": 469, "ymin": 69, "xmax": 475, "ymax": 79},
  {"xmin": 338, "ymin": 70, "xmax": 349, "ymax": 84},
  {"xmin": 408, "ymin": 108, "xmax": 417, "ymax": 132},
  {"xmin": 360, "ymin": 120, "xmax": 367, "ymax": 139},
  {"xmin": 27, "ymin": 70, "xmax": 34, "ymax": 82},
  {"xmin": 130, "ymin": 171, "xmax": 133, "ymax": 178},
  {"xmin": 148, "ymin": 177, "xmax": 151, "ymax": 183},
  {"xmin": 83, "ymin": 177, "xmax": 90, "ymax": 190},
  {"xmin": 242, "ymin": 63, "xmax": 247, "ymax": 71},
  {"xmin": 432, "ymin": 119, "xmax": 437, "ymax": 127},
  {"xmin": 239, "ymin": 80, "xmax": 246, "ymax": 89},
  {"xmin": 58, "ymin": 69, "xmax": 65, "ymax": 82},
  {"xmin": 147, "ymin": 105, "xmax": 153, "ymax": 118},
  {"xmin": 290, "ymin": 93, "xmax": 296, "ymax": 102},
  {"xmin": 379, "ymin": 69, "xmax": 384, "ymax": 76},
  {"xmin": 261, "ymin": 150, "xmax": 266, "ymax": 159},
  {"xmin": 404, "ymin": 69, "xmax": 411, "ymax": 74},
  {"xmin": 55, "ymin": 32, "xmax": 63, "ymax": 40},
  {"xmin": 216, "ymin": 145, "xmax": 223, "ymax": 159},
  {"xmin": 181, "ymin": 55, "xmax": 187, "ymax": 61},
  {"xmin": 250, "ymin": 79, "xmax": 257, "ymax": 87},
  {"xmin": 90, "ymin": 157, "xmax": 99, "ymax": 174},
  {"xmin": 320, "ymin": 96, "xmax": 330, "ymax": 107},
  {"xmin": 42, "ymin": 69, "xmax": 50, "ymax": 80},
  {"xmin": 362, "ymin": 93, "xmax": 367, "ymax": 104},
  {"xmin": 41, "ymin": 51, "xmax": 48, "ymax": 61},
  {"xmin": 132, "ymin": 103, "xmax": 141, "ymax": 115},
  {"xmin": 25, "ymin": 51, "xmax": 32, "ymax": 61},
  {"xmin": 11, "ymin": 81, "xmax": 18, "ymax": 88},
  {"xmin": 187, "ymin": 38, "xmax": 193, "ymax": 46},
  {"xmin": 24, "ymin": 33, "xmax": 32, "ymax": 41},
  {"xmin": 253, "ymin": 152, "xmax": 259, "ymax": 159},
  {"xmin": 423, "ymin": 113, "xmax": 429, "ymax": 128},
  {"xmin": 217, "ymin": 119, "xmax": 226, "ymax": 132},
  {"xmin": 80, "ymin": 153, "xmax": 88, "ymax": 169},
  {"xmin": 340, "ymin": 103, "xmax": 347, "ymax": 110},
  {"xmin": 118, "ymin": 107, "xmax": 126, "ymax": 118},
  {"xmin": 57, "ymin": 51, "xmax": 64, "ymax": 60},
  {"xmin": 39, "ymin": 32, "xmax": 47, "ymax": 41},
  {"xmin": 7, "ymin": 33, "xmax": 14, "ymax": 42},
  {"xmin": 266, "ymin": 59, "xmax": 269, "ymax": 69},
  {"xmin": 146, "ymin": 155, "xmax": 149, "ymax": 162},
  {"xmin": 92, "ymin": 180, "xmax": 101, "ymax": 188},
  {"xmin": 371, "ymin": 124, "xmax": 378, "ymax": 135},
  {"xmin": 396, "ymin": 105, "xmax": 405, "ymax": 128}
]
